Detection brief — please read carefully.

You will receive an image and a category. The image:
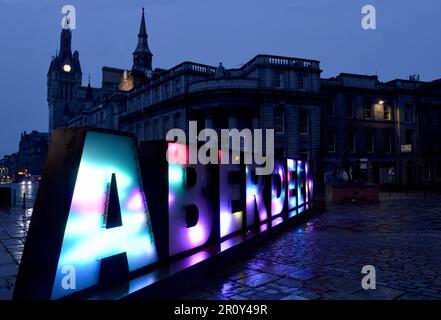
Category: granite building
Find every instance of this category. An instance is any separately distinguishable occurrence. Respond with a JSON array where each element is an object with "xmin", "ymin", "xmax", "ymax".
[
  {"xmin": 50, "ymin": 9, "xmax": 322, "ymax": 183},
  {"xmin": 47, "ymin": 8, "xmax": 441, "ymax": 188},
  {"xmin": 321, "ymin": 74, "xmax": 441, "ymax": 187},
  {"xmin": 0, "ymin": 131, "xmax": 49, "ymax": 178}
]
